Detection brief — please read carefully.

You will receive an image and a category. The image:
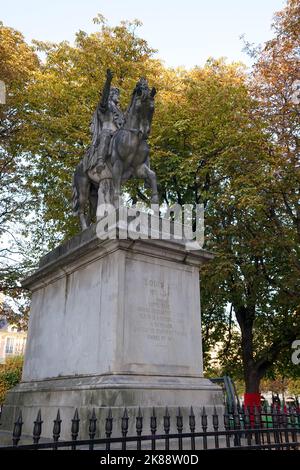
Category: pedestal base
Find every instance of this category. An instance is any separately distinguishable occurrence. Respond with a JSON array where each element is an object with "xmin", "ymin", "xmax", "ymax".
[
  {"xmin": 2, "ymin": 374, "xmax": 223, "ymax": 439},
  {"xmin": 2, "ymin": 224, "xmax": 223, "ymax": 439}
]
